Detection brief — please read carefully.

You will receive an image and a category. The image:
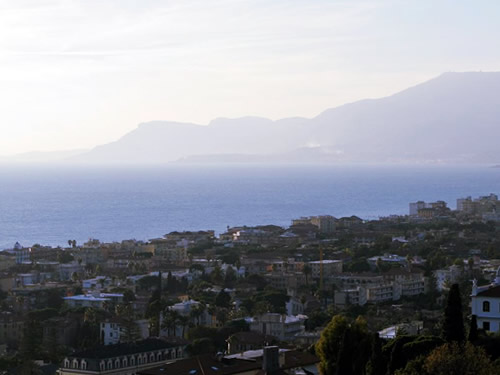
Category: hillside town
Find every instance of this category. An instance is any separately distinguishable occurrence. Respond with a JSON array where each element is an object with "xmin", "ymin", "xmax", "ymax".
[{"xmin": 2, "ymin": 193, "xmax": 500, "ymax": 374}]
